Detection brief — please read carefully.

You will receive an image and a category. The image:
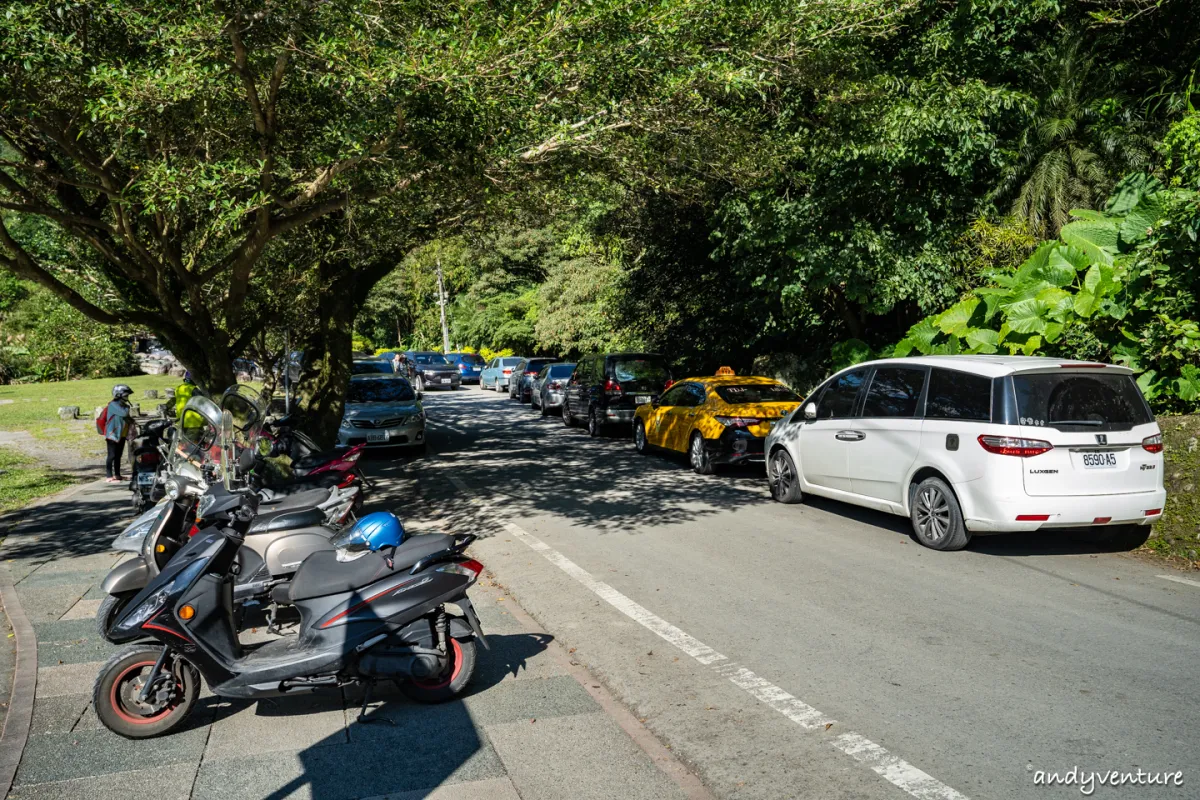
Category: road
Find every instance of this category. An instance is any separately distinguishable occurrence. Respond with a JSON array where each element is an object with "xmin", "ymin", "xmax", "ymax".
[{"xmin": 382, "ymin": 387, "xmax": 1198, "ymax": 800}]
